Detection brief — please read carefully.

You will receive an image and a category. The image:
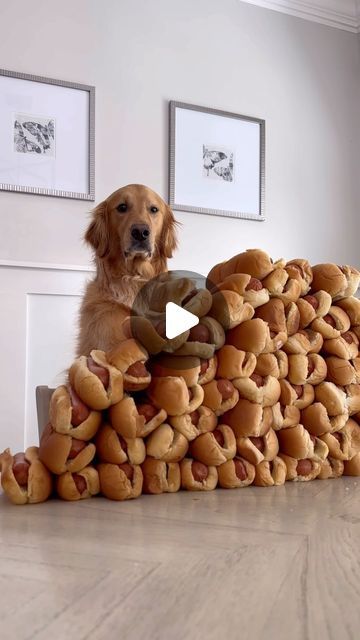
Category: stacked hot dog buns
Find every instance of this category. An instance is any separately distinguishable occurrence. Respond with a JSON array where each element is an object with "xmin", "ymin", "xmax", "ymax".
[{"xmin": 1, "ymin": 250, "xmax": 360, "ymax": 504}]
